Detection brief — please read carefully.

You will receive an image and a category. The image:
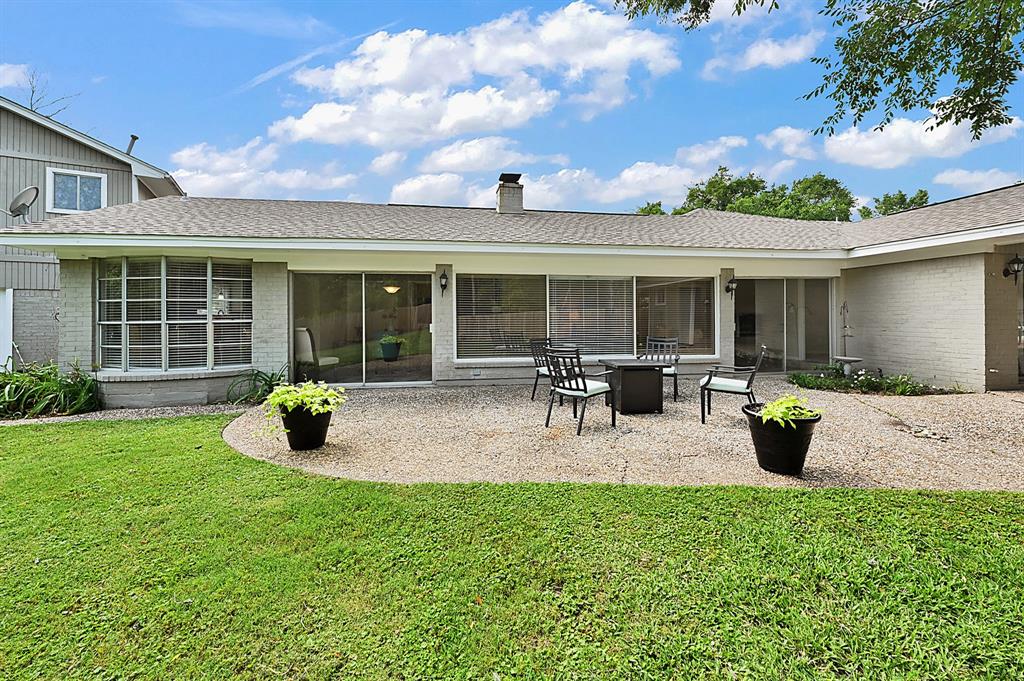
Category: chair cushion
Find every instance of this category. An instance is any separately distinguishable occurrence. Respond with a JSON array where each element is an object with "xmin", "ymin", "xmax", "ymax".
[
  {"xmin": 555, "ymin": 380, "xmax": 610, "ymax": 397},
  {"xmin": 318, "ymin": 357, "xmax": 341, "ymax": 367},
  {"xmin": 536, "ymin": 366, "xmax": 550, "ymax": 376},
  {"xmin": 661, "ymin": 366, "xmax": 677, "ymax": 375},
  {"xmin": 699, "ymin": 375, "xmax": 750, "ymax": 393}
]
